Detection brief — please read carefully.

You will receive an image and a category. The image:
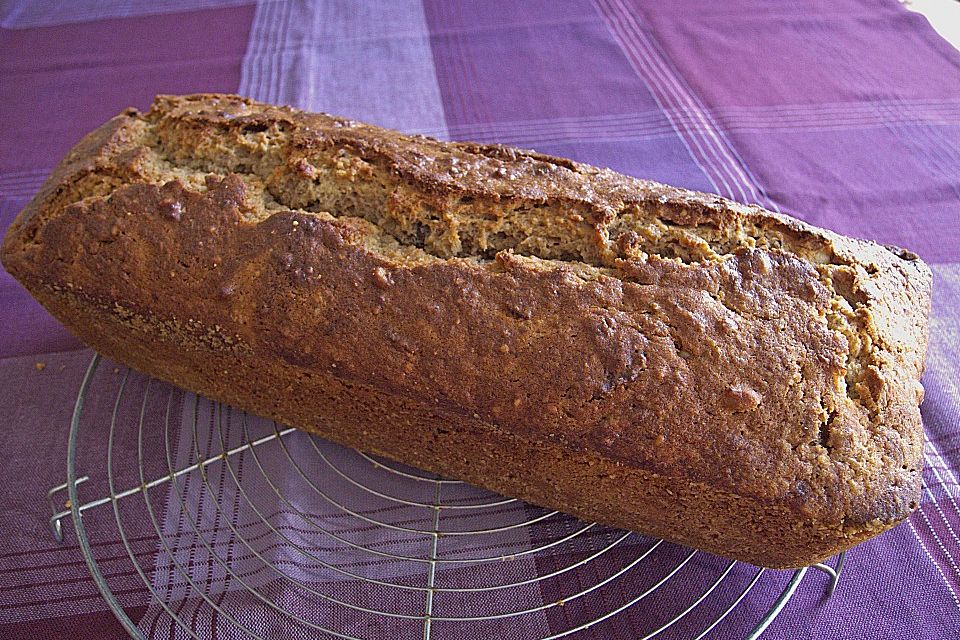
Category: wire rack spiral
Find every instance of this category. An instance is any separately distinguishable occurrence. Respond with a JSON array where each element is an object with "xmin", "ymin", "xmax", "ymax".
[{"xmin": 48, "ymin": 353, "xmax": 843, "ymax": 639}]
